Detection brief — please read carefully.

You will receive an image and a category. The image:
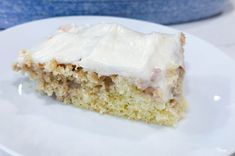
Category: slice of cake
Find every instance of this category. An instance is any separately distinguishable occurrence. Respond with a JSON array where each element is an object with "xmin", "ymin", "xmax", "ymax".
[{"xmin": 13, "ymin": 23, "xmax": 186, "ymax": 126}]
